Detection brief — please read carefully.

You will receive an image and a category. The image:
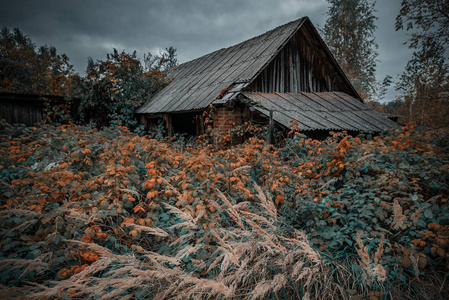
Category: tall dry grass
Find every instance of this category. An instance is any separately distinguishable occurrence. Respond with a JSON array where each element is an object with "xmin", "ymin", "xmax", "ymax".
[{"xmin": 1, "ymin": 184, "xmax": 409, "ymax": 299}]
